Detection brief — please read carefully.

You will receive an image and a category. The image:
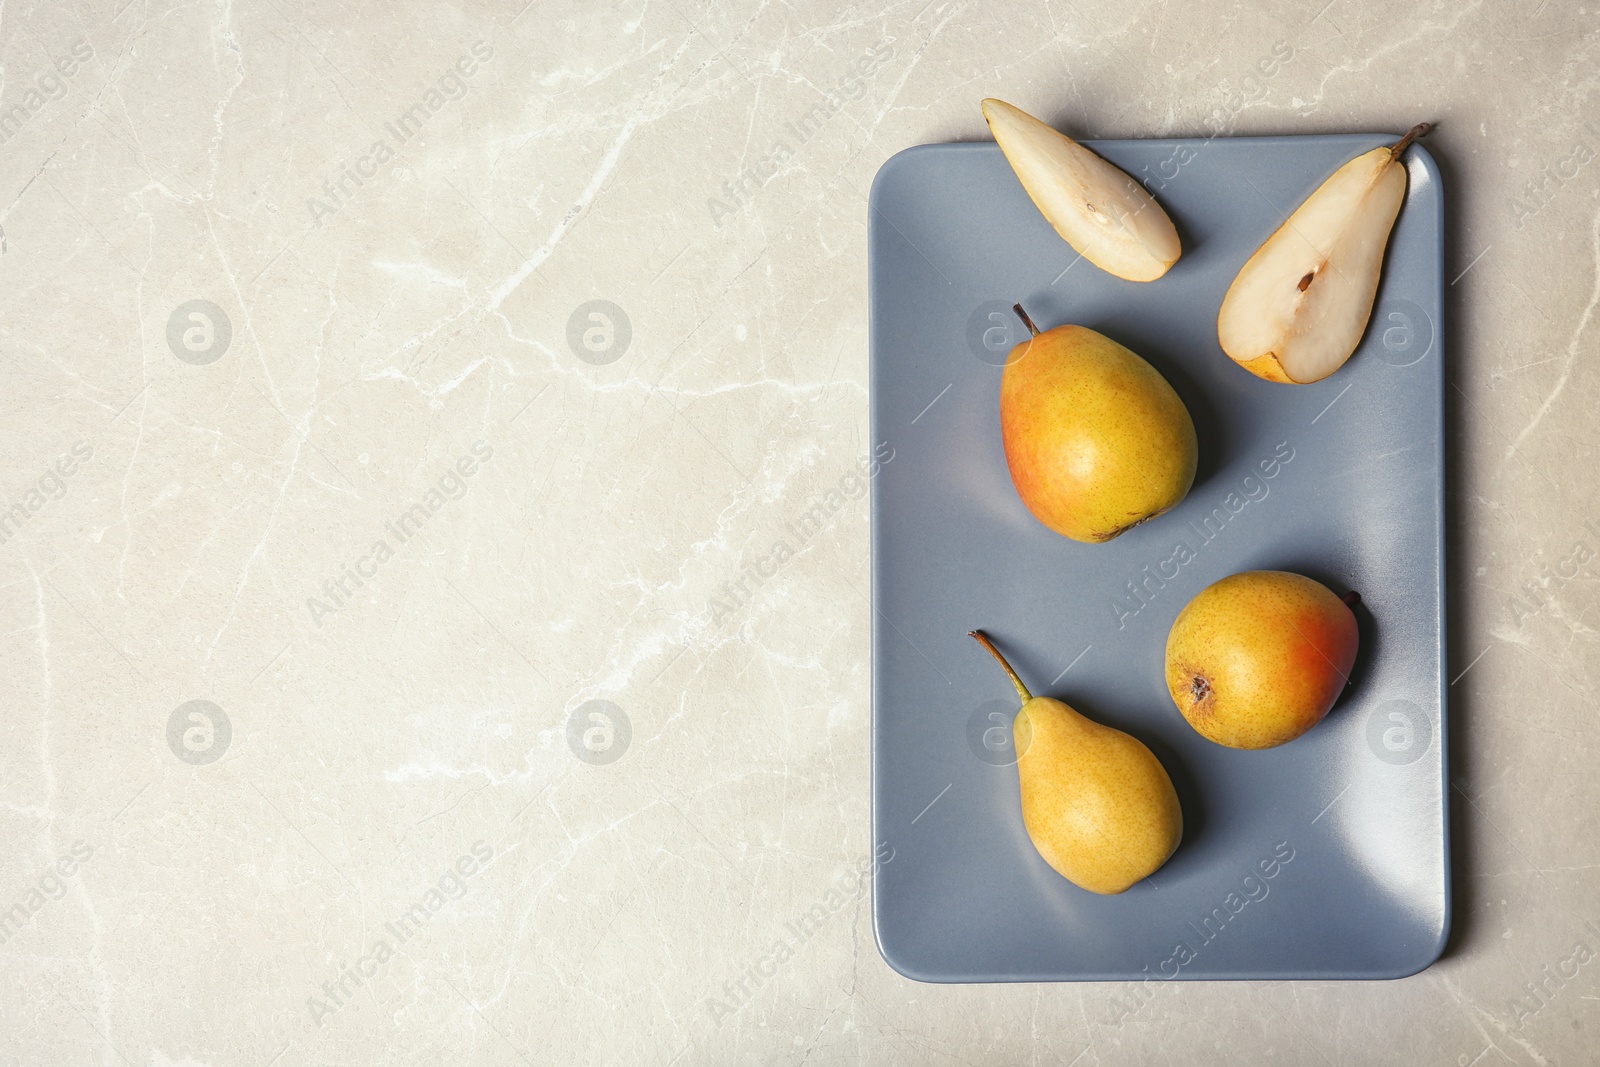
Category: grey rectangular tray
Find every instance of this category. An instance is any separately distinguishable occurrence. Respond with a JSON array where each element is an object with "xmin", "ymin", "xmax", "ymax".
[{"xmin": 869, "ymin": 133, "xmax": 1447, "ymax": 982}]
